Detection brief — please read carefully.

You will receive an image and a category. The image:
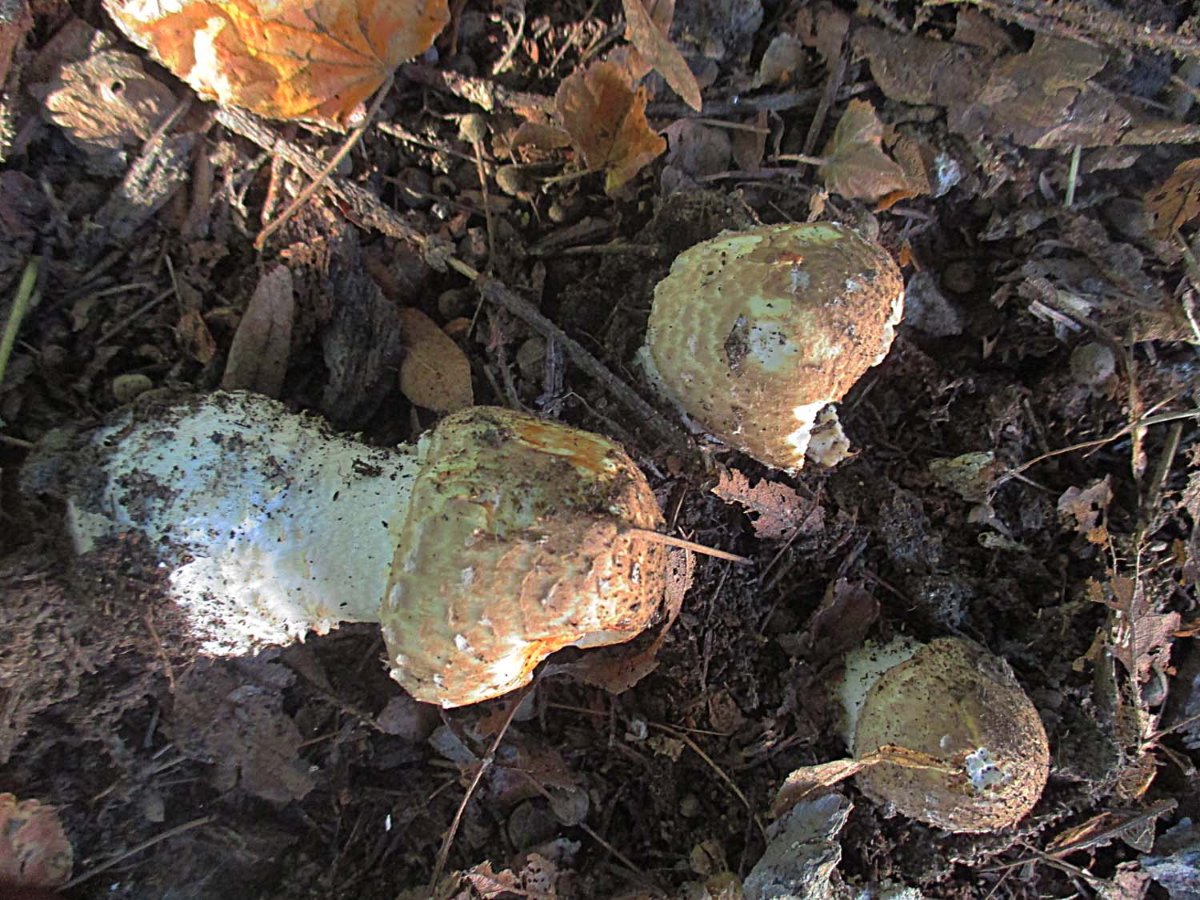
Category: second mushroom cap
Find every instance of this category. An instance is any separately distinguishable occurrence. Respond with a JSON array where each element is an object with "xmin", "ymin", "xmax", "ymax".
[{"xmin": 642, "ymin": 222, "xmax": 904, "ymax": 471}]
